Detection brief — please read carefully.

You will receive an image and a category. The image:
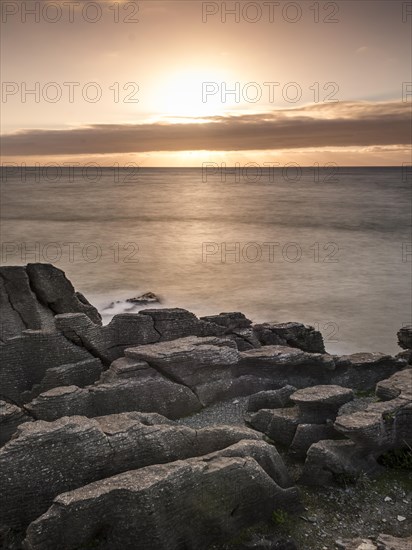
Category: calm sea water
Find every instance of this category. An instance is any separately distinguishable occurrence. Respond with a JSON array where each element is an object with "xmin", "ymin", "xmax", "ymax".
[{"xmin": 1, "ymin": 166, "xmax": 410, "ymax": 355}]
